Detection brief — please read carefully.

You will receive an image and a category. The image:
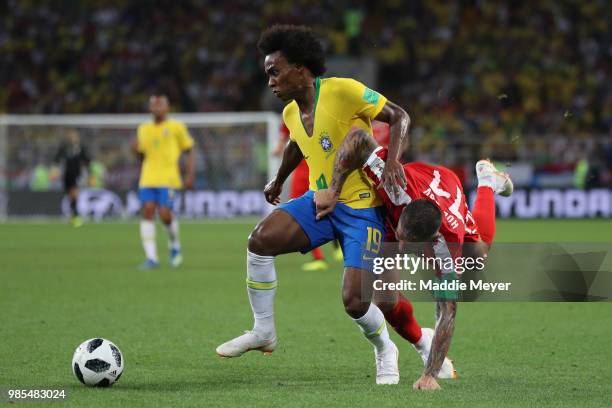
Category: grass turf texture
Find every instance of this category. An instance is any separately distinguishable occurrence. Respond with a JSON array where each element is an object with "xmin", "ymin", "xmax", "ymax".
[{"xmin": 1, "ymin": 219, "xmax": 611, "ymax": 407}]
